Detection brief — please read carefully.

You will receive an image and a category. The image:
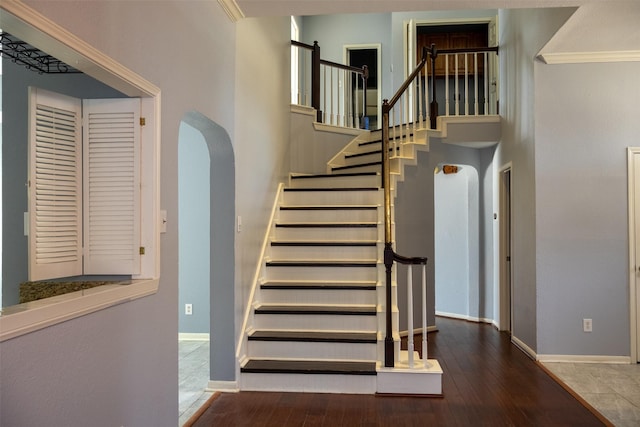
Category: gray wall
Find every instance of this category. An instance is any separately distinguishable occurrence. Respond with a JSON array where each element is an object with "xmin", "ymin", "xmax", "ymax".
[
  {"xmin": 495, "ymin": 7, "xmax": 575, "ymax": 352},
  {"xmin": 535, "ymin": 61, "xmax": 640, "ymax": 356},
  {"xmin": 1, "ymin": 58, "xmax": 125, "ymax": 307},
  {"xmin": 1, "ymin": 1, "xmax": 290, "ymax": 425},
  {"xmin": 301, "ymin": 13, "xmax": 393, "ymax": 100},
  {"xmin": 178, "ymin": 122, "xmax": 210, "ymax": 334}
]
